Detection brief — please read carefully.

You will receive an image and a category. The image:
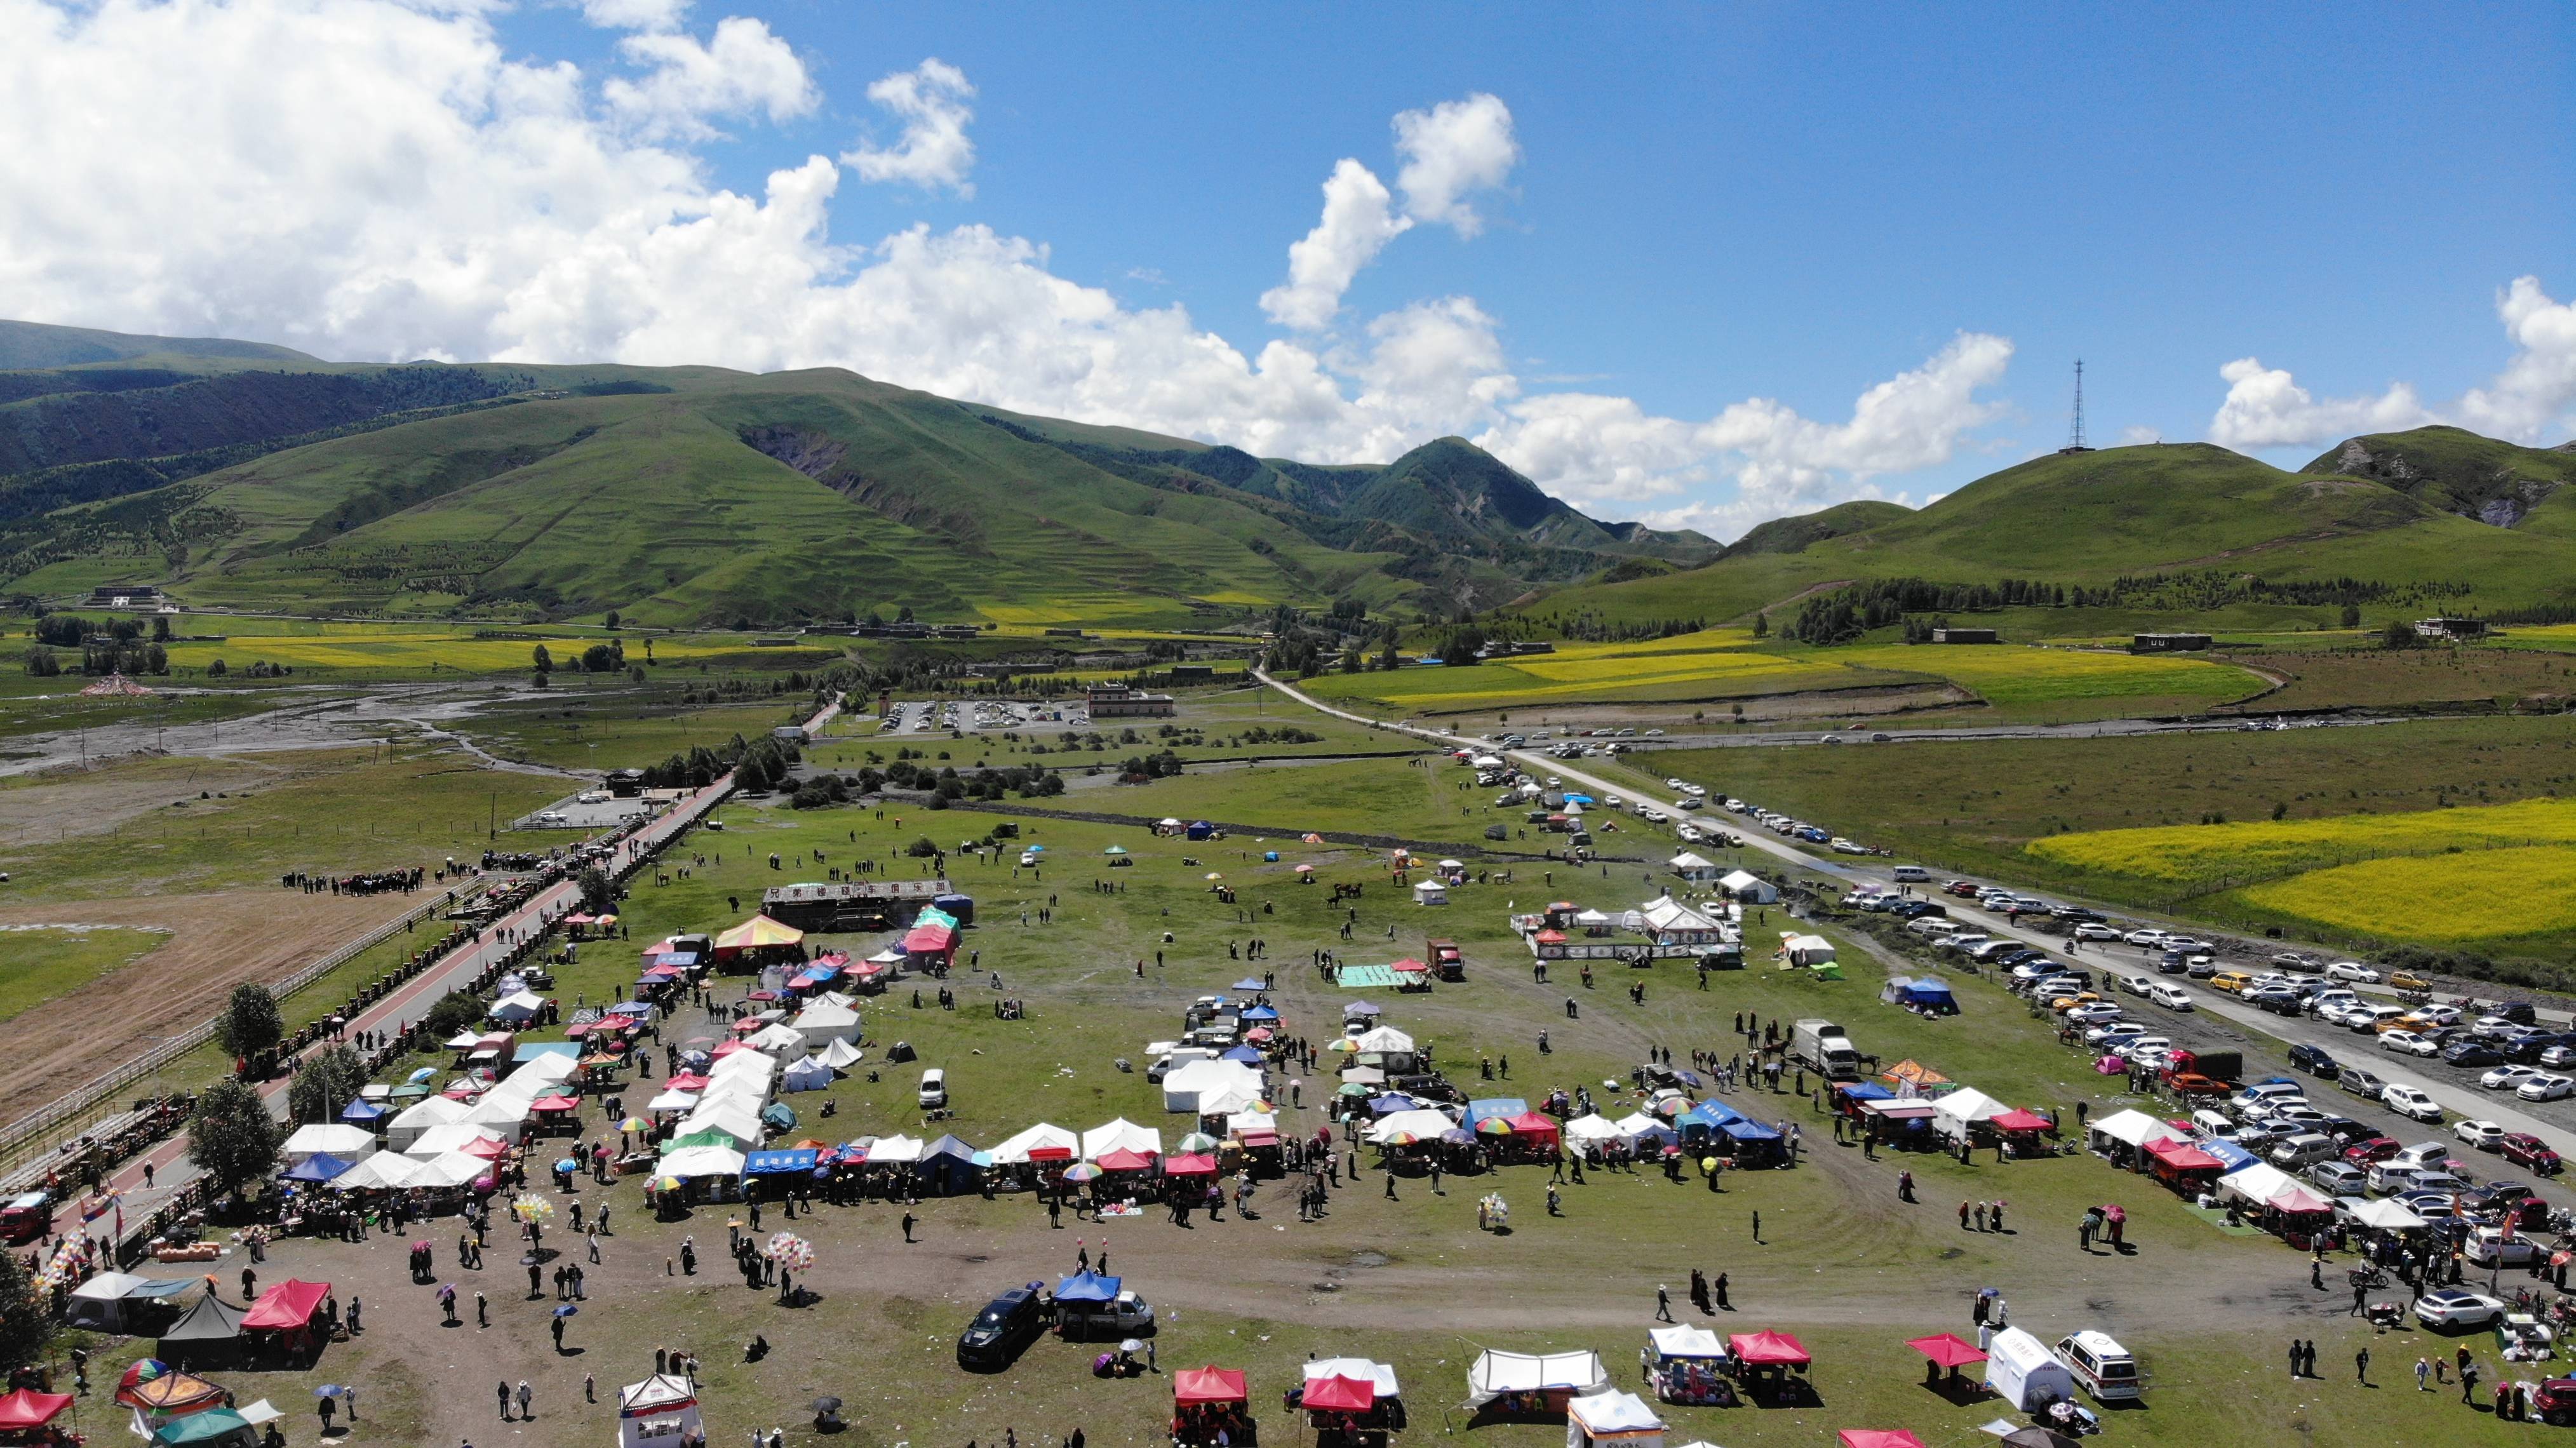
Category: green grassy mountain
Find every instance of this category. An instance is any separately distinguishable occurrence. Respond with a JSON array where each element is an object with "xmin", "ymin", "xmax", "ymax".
[
  {"xmin": 0, "ymin": 323, "xmax": 1713, "ymax": 628},
  {"xmin": 1529, "ymin": 432, "xmax": 2576, "ymax": 631},
  {"xmin": 0, "ymin": 319, "xmax": 319, "ymax": 371},
  {"xmin": 2304, "ymin": 424, "xmax": 2576, "ymax": 526}
]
